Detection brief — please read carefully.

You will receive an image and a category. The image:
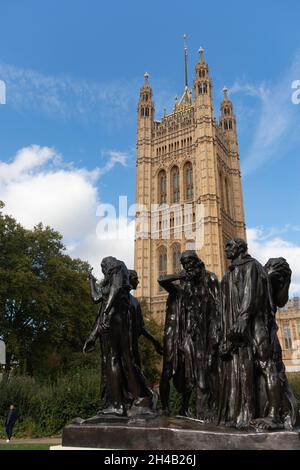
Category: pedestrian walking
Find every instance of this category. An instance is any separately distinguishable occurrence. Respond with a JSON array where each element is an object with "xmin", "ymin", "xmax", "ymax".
[{"xmin": 5, "ymin": 405, "xmax": 18, "ymax": 442}]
